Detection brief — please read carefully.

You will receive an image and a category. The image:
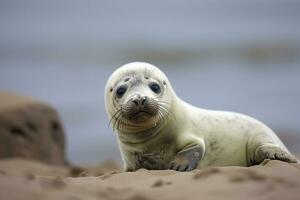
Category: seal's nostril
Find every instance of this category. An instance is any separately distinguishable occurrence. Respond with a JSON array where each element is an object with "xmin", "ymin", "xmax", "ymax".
[
  {"xmin": 132, "ymin": 100, "xmax": 139, "ymax": 106},
  {"xmin": 141, "ymin": 97, "xmax": 147, "ymax": 105}
]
